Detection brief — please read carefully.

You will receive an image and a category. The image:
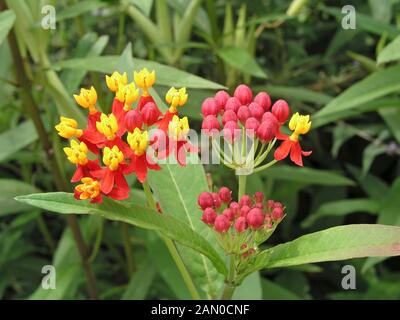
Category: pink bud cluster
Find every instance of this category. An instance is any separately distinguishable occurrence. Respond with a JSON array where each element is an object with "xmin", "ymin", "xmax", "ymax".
[
  {"xmin": 198, "ymin": 187, "xmax": 285, "ymax": 234},
  {"xmin": 201, "ymin": 84, "xmax": 290, "ymax": 143}
]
